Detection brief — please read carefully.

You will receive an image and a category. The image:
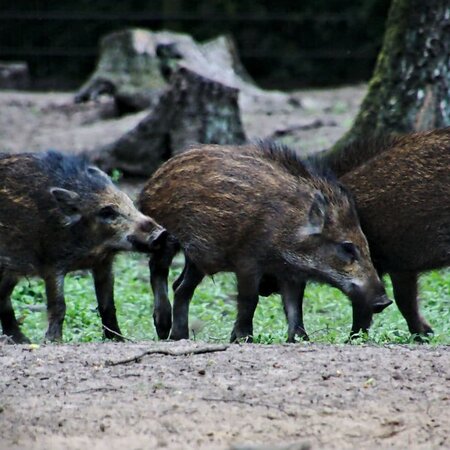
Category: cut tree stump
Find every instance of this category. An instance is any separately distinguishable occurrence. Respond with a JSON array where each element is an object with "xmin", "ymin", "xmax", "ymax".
[
  {"xmin": 92, "ymin": 67, "xmax": 246, "ymax": 176},
  {"xmin": 75, "ymin": 28, "xmax": 259, "ymax": 114},
  {"xmin": 0, "ymin": 62, "xmax": 29, "ymax": 90}
]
